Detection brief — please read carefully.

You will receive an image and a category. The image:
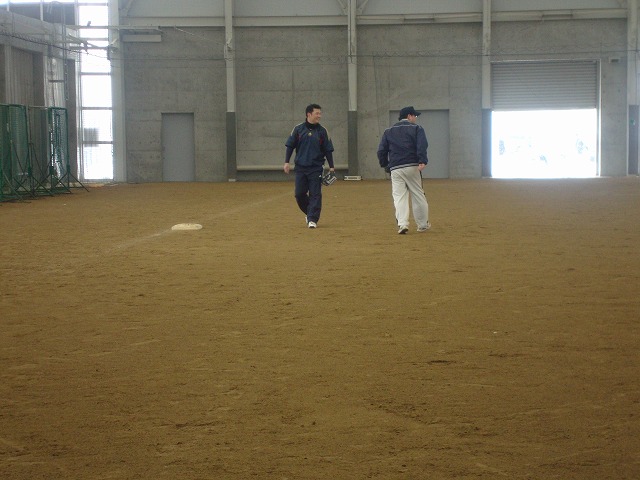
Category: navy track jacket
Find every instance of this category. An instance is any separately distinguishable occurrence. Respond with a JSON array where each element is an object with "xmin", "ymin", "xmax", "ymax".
[
  {"xmin": 377, "ymin": 119, "xmax": 429, "ymax": 171},
  {"xmin": 285, "ymin": 122, "xmax": 335, "ymax": 170}
]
